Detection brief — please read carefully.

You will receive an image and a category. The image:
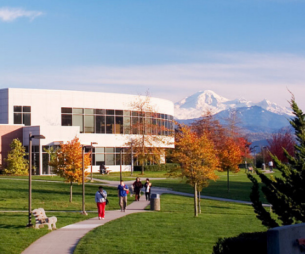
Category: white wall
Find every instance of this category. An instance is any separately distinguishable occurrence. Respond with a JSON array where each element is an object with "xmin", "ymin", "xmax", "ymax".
[{"xmin": 6, "ymin": 88, "xmax": 174, "ymax": 126}]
